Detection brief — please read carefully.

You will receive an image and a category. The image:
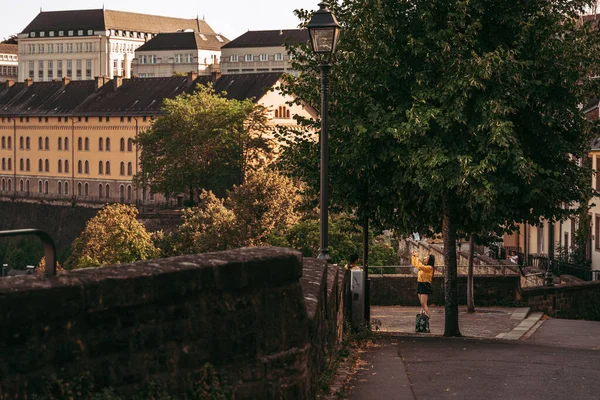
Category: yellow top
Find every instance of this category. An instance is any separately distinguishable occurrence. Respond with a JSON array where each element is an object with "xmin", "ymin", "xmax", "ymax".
[{"xmin": 412, "ymin": 255, "xmax": 433, "ymax": 283}]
